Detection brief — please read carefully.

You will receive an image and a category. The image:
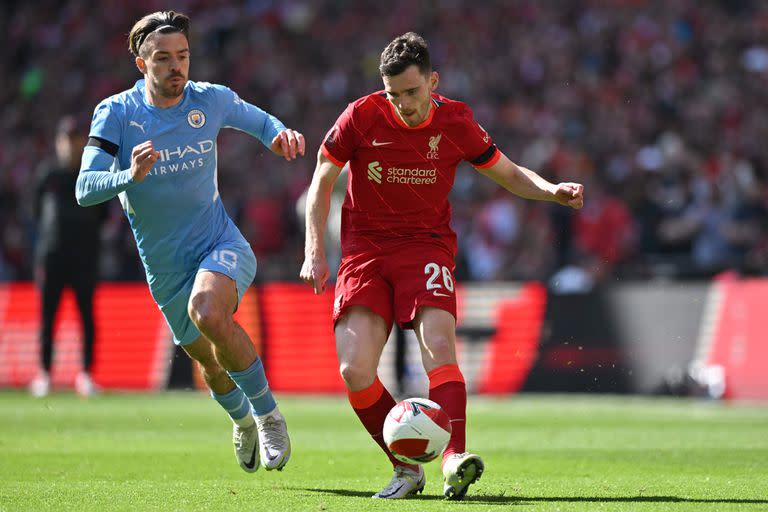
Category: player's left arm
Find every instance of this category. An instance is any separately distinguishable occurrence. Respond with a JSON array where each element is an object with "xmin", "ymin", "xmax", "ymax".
[
  {"xmin": 475, "ymin": 152, "xmax": 584, "ymax": 209},
  {"xmin": 217, "ymin": 85, "xmax": 305, "ymax": 161},
  {"xmin": 269, "ymin": 127, "xmax": 305, "ymax": 161}
]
